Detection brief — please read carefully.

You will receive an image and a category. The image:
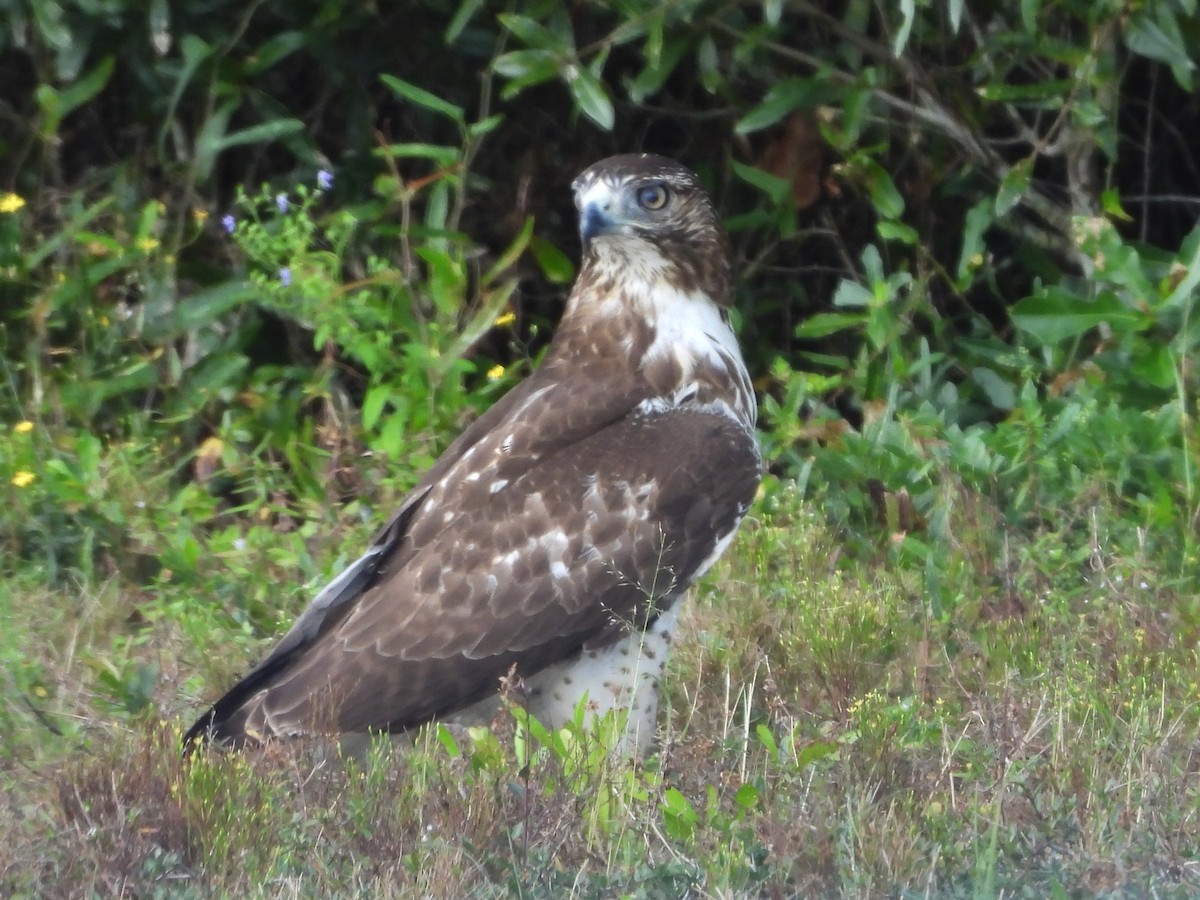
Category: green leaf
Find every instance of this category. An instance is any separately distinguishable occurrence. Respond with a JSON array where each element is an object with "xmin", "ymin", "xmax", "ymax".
[
  {"xmin": 733, "ymin": 783, "xmax": 760, "ymax": 810},
  {"xmin": 380, "ymin": 74, "xmax": 464, "ymax": 122},
  {"xmin": 877, "ymin": 220, "xmax": 918, "ymax": 244},
  {"xmin": 977, "ymin": 79, "xmax": 1072, "ymax": 105},
  {"xmin": 1019, "ymin": 0, "xmax": 1039, "ymax": 32},
  {"xmin": 58, "ymin": 55, "xmax": 115, "ymax": 118},
  {"xmin": 608, "ymin": 12, "xmax": 650, "ymax": 45},
  {"xmin": 1010, "ymin": 289, "xmax": 1149, "ymax": 344},
  {"xmin": 483, "ymin": 217, "xmax": 534, "ymax": 286},
  {"xmin": 213, "ymin": 117, "xmax": 305, "ymax": 153},
  {"xmin": 498, "ymin": 14, "xmax": 571, "ymax": 52},
  {"xmin": 661, "ymin": 787, "xmax": 697, "ymax": 841},
  {"xmin": 1125, "ymin": 10, "xmax": 1196, "ymax": 89},
  {"xmin": 731, "ymin": 160, "xmax": 791, "ymax": 203},
  {"xmin": 970, "ymin": 367, "xmax": 1016, "ymax": 410},
  {"xmin": 445, "ymin": 0, "xmax": 485, "ymax": 44},
  {"xmin": 756, "ymin": 723, "xmax": 779, "ymax": 756},
  {"xmin": 1100, "ymin": 189, "xmax": 1132, "ymax": 222},
  {"xmin": 948, "ymin": 0, "xmax": 963, "ymax": 33},
  {"xmin": 1161, "ymin": 224, "xmax": 1200, "ymax": 312},
  {"xmin": 858, "ymin": 158, "xmax": 904, "ymax": 219},
  {"xmin": 832, "ymin": 279, "xmax": 874, "ymax": 309},
  {"xmin": 530, "ymin": 236, "xmax": 575, "ymax": 284},
  {"xmin": 186, "ymin": 354, "xmax": 249, "ymax": 396},
  {"xmin": 246, "ymin": 31, "xmax": 308, "ymax": 74},
  {"xmin": 995, "ymin": 158, "xmax": 1032, "ymax": 216},
  {"xmin": 795, "ymin": 739, "xmax": 839, "ymax": 770},
  {"xmin": 158, "ymin": 35, "xmax": 212, "ymax": 156},
  {"xmin": 893, "ymin": 0, "xmax": 916, "ymax": 56},
  {"xmin": 28, "ymin": 197, "xmax": 114, "ymax": 269},
  {"xmin": 696, "ymin": 34, "xmax": 719, "ymax": 93},
  {"xmin": 493, "ymin": 50, "xmax": 560, "ymax": 96},
  {"xmin": 956, "ymin": 199, "xmax": 993, "ymax": 287},
  {"xmin": 625, "ymin": 35, "xmax": 690, "ymax": 104},
  {"xmin": 795, "ymin": 311, "xmax": 865, "ymax": 338},
  {"xmin": 1130, "ymin": 343, "xmax": 1176, "ymax": 390},
  {"xmin": 39, "ymin": 56, "xmax": 115, "ymax": 137},
  {"xmin": 566, "ymin": 66, "xmax": 613, "ymax": 130},
  {"xmin": 434, "ymin": 723, "xmax": 461, "ymax": 758},
  {"xmin": 422, "ymin": 181, "xmax": 451, "ymax": 234},
  {"xmin": 376, "ymin": 413, "xmax": 405, "ymax": 459},
  {"xmin": 443, "ymin": 281, "xmax": 517, "ymax": 372},
  {"xmin": 362, "ymin": 384, "xmax": 389, "ymax": 432},
  {"xmin": 736, "ymin": 77, "xmax": 818, "ymax": 135},
  {"xmin": 29, "ymin": 1, "xmax": 70, "ymax": 50},
  {"xmin": 377, "ymin": 143, "xmax": 460, "ymax": 166},
  {"xmin": 467, "ymin": 114, "xmax": 504, "ymax": 139},
  {"xmin": 144, "ymin": 280, "xmax": 258, "ymax": 340},
  {"xmin": 148, "ymin": 0, "xmax": 170, "ymax": 54}
]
